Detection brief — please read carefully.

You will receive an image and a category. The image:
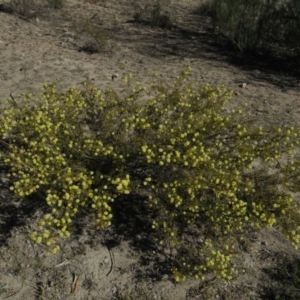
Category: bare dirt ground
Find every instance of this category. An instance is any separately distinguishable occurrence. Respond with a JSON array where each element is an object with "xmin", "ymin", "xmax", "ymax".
[{"xmin": 1, "ymin": 0, "xmax": 300, "ymax": 299}]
